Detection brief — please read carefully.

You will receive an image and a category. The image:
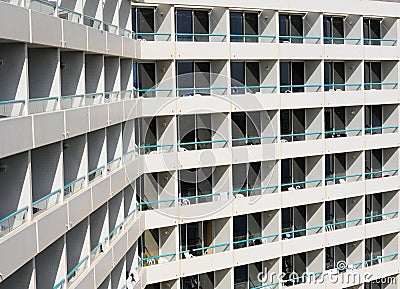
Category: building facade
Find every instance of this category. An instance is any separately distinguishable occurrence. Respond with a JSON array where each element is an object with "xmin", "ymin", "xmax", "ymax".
[{"xmin": 0, "ymin": 0, "xmax": 400, "ymax": 289}]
